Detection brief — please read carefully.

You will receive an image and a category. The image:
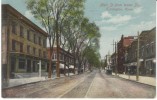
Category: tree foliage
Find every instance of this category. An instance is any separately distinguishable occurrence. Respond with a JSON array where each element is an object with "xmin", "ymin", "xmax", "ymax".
[{"xmin": 25, "ymin": 0, "xmax": 101, "ymax": 76}]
